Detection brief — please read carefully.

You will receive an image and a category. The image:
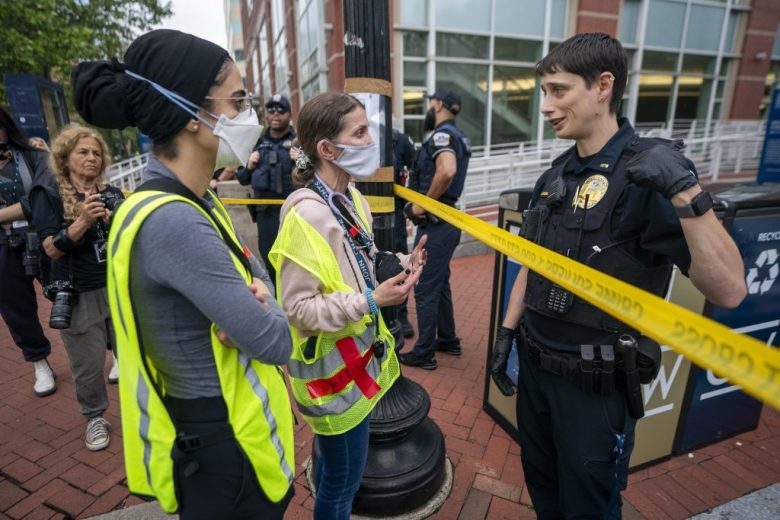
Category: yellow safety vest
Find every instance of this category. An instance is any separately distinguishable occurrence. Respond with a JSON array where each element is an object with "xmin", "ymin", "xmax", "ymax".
[
  {"xmin": 107, "ymin": 189, "xmax": 294, "ymax": 513},
  {"xmin": 269, "ymin": 187, "xmax": 400, "ymax": 436}
]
